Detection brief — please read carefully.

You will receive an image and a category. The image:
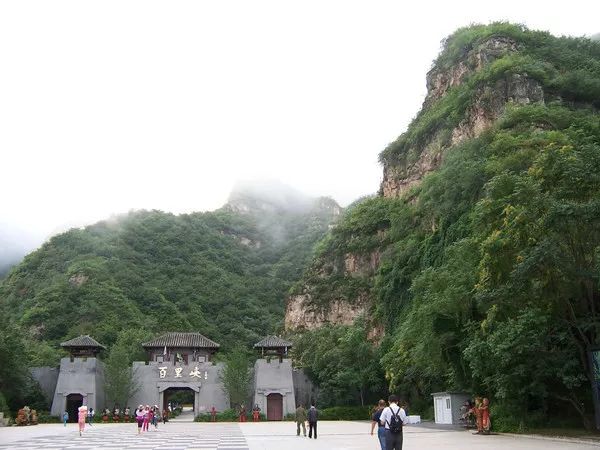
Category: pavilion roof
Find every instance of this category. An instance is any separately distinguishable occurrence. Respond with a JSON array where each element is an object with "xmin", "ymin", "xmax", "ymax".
[
  {"xmin": 60, "ymin": 335, "xmax": 106, "ymax": 349},
  {"xmin": 142, "ymin": 332, "xmax": 220, "ymax": 349},
  {"xmin": 254, "ymin": 335, "xmax": 293, "ymax": 349}
]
